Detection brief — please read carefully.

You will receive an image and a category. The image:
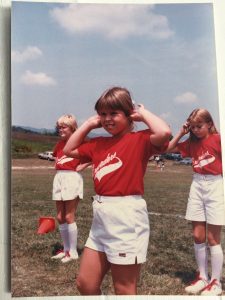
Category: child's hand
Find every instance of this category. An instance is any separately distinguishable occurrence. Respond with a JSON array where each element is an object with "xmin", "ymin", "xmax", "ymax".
[
  {"xmin": 180, "ymin": 122, "xmax": 190, "ymax": 135},
  {"xmin": 129, "ymin": 104, "xmax": 145, "ymax": 122},
  {"xmin": 86, "ymin": 115, "xmax": 102, "ymax": 130}
]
